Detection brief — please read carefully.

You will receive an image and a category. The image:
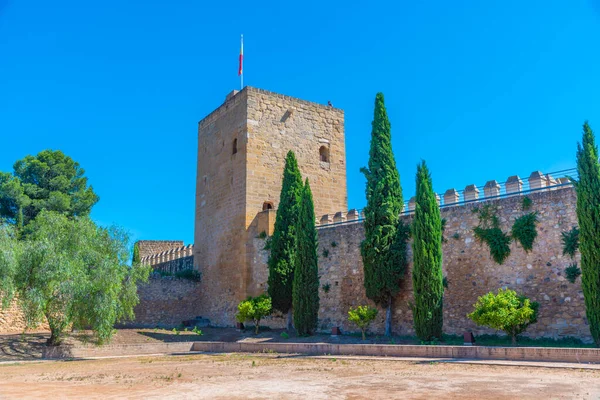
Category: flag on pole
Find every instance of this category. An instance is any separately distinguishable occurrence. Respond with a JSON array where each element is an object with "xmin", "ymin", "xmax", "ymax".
[{"xmin": 238, "ymin": 35, "xmax": 243, "ymax": 76}]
